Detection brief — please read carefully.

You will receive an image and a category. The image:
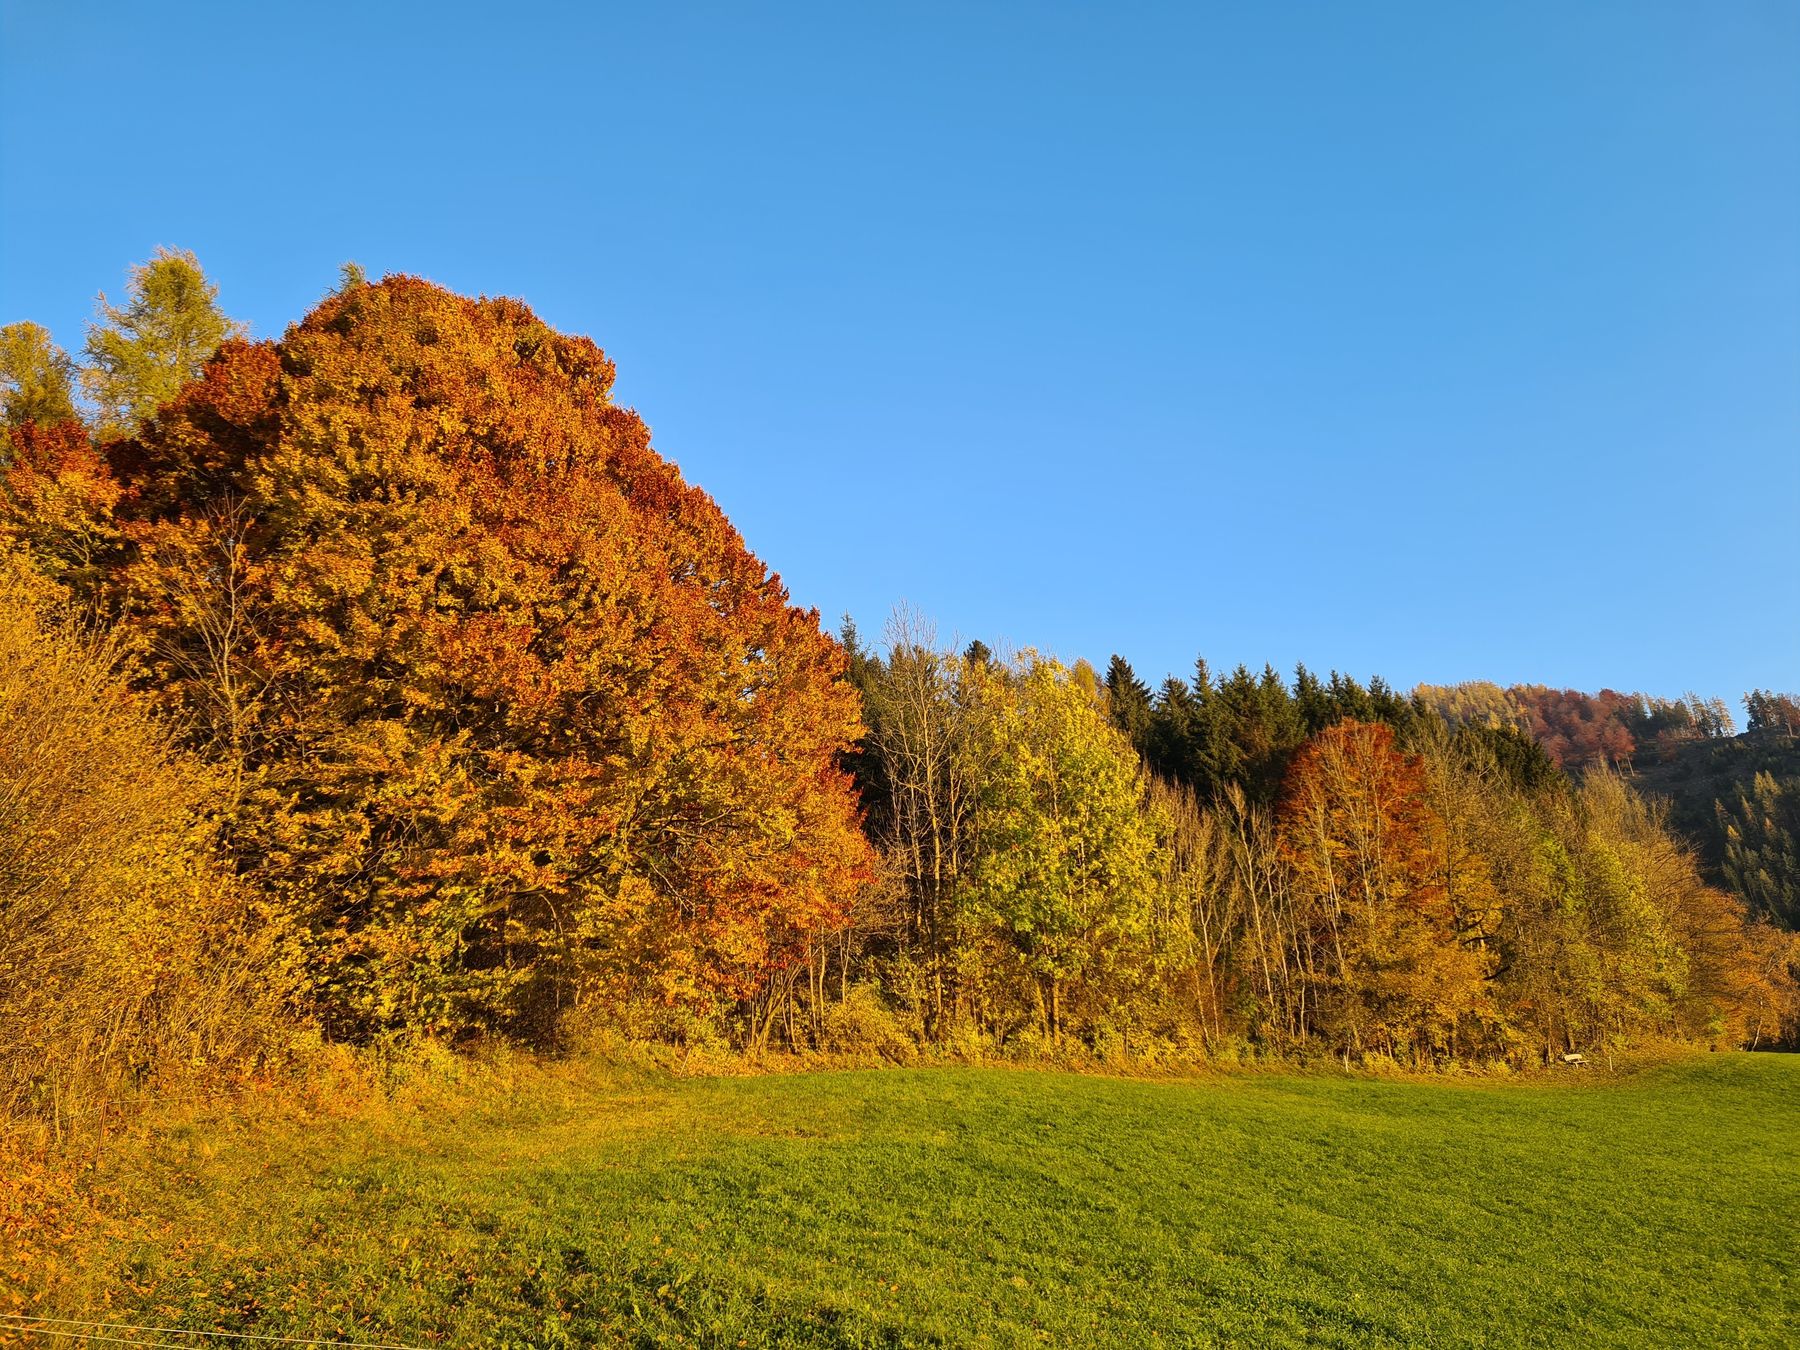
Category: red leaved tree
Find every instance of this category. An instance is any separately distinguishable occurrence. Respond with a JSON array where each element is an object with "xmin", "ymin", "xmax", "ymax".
[{"xmin": 105, "ymin": 276, "xmax": 872, "ymax": 1045}]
